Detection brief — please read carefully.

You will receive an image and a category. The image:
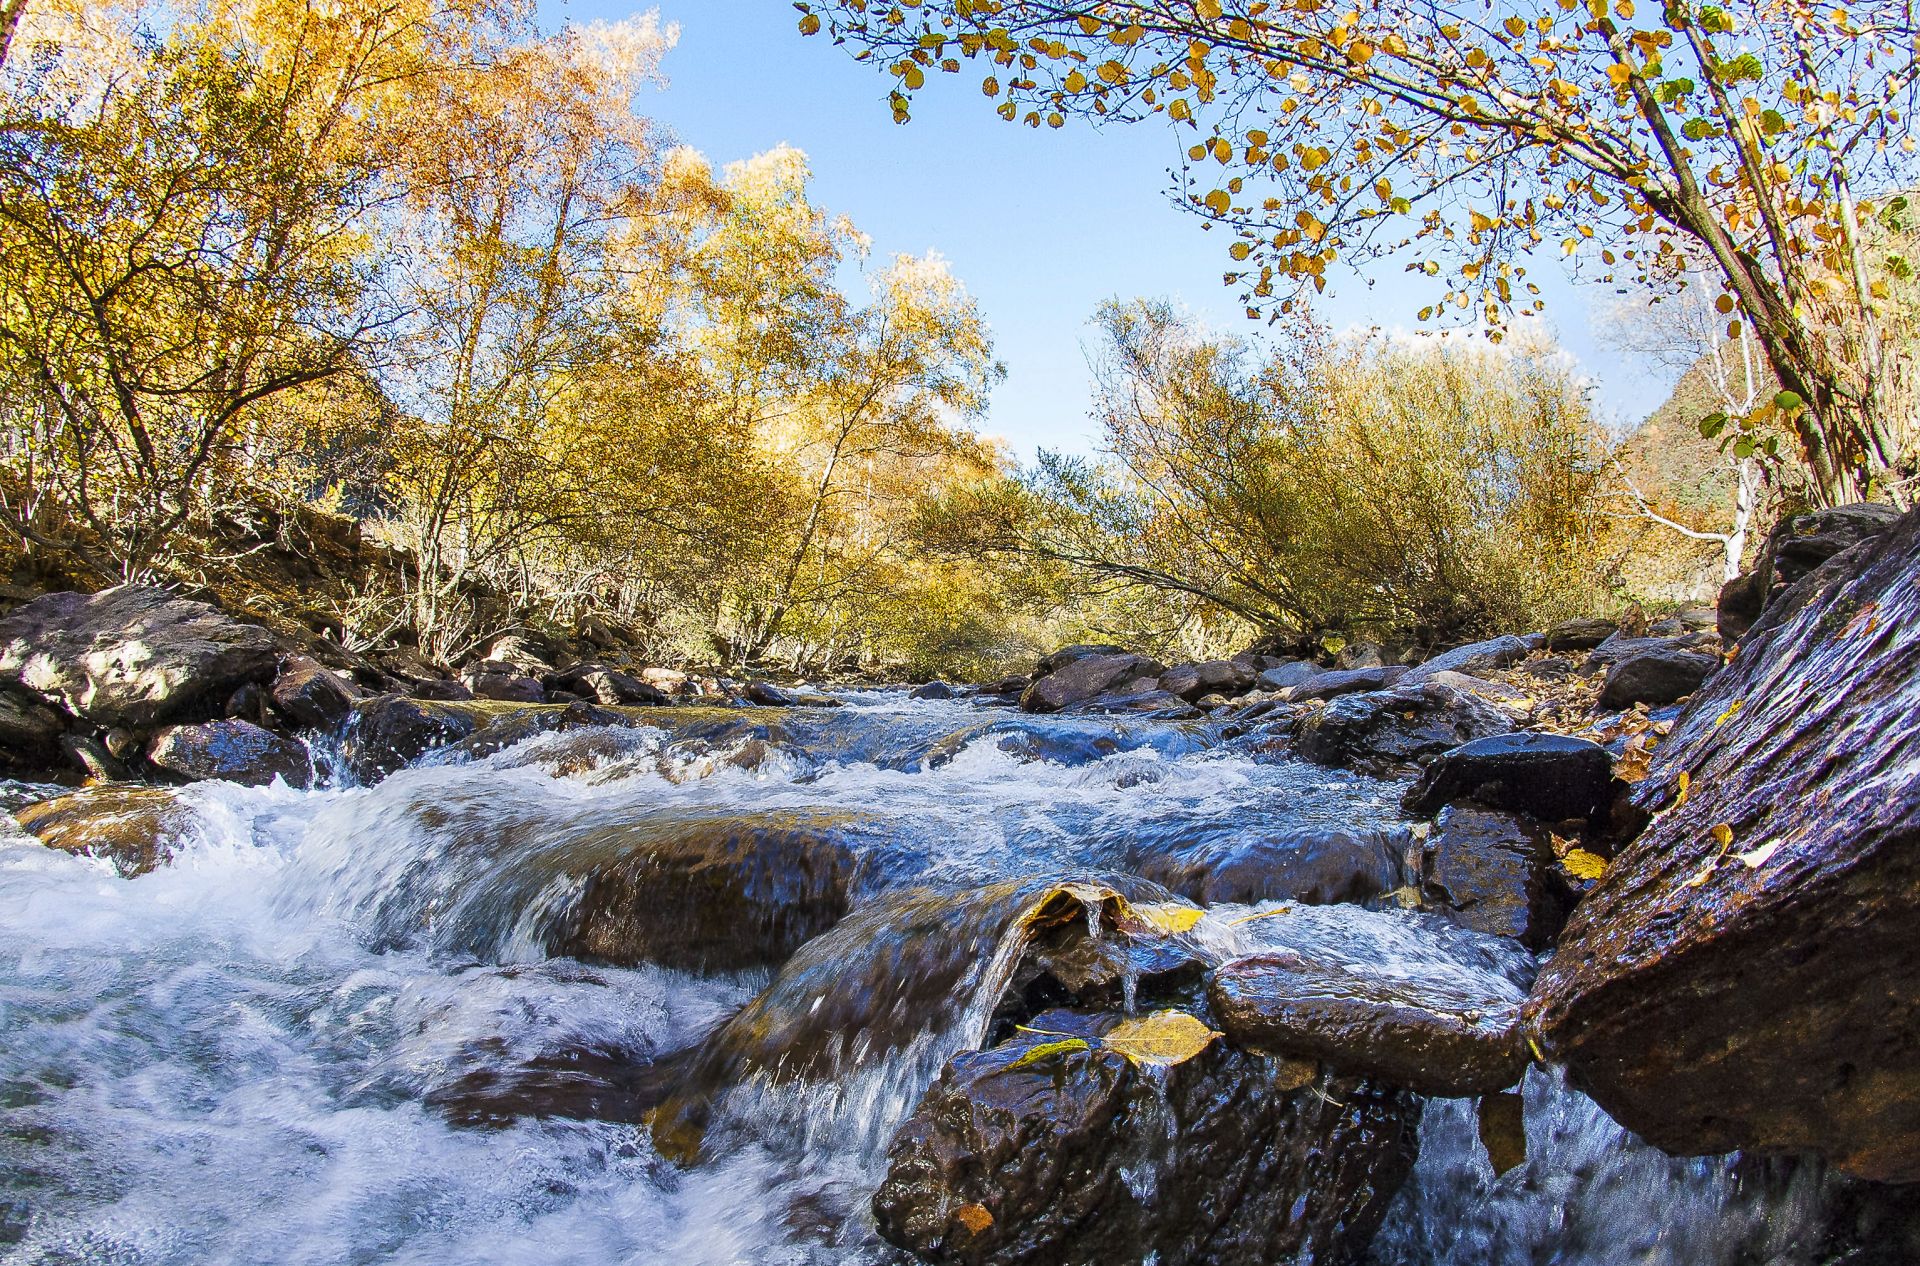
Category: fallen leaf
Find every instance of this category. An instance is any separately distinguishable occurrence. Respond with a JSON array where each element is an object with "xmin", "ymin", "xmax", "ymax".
[
  {"xmin": 953, "ymin": 1203, "xmax": 994, "ymax": 1235},
  {"xmin": 1272, "ymin": 1057, "xmax": 1317, "ymax": 1091},
  {"xmin": 1561, "ymin": 849, "xmax": 1608, "ymax": 881},
  {"xmin": 1711, "ymin": 699, "xmax": 1744, "ymax": 729},
  {"xmin": 1674, "ymin": 770, "xmax": 1692, "ymax": 808},
  {"xmin": 1477, "ymin": 1091, "xmax": 1527, "ymax": 1177},
  {"xmin": 1102, "ymin": 1010, "xmax": 1221, "ymax": 1069},
  {"xmin": 1132, "ymin": 902, "xmax": 1205, "ymax": 935},
  {"xmin": 1736, "ymin": 840, "xmax": 1782, "ymax": 869},
  {"xmin": 1004, "ymin": 1038, "xmax": 1090, "ymax": 1071},
  {"xmin": 1710, "ymin": 822, "xmax": 1734, "ymax": 848}
]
